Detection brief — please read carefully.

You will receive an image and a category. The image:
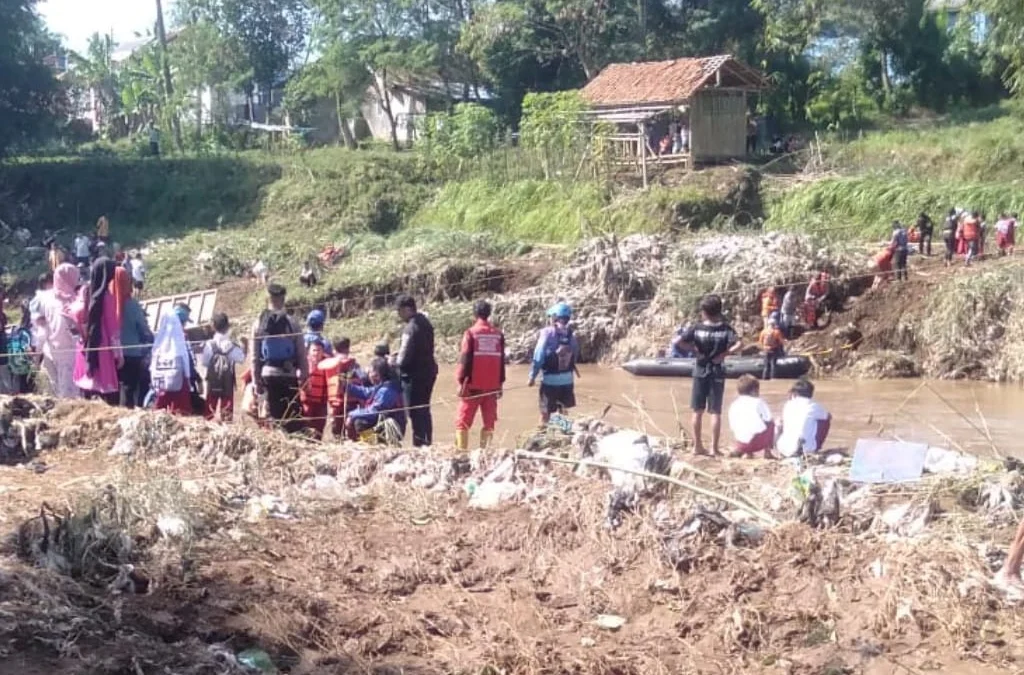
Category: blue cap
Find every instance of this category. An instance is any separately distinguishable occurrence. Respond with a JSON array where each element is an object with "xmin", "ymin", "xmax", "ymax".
[
  {"xmin": 547, "ymin": 302, "xmax": 572, "ymax": 319},
  {"xmin": 307, "ymin": 309, "xmax": 325, "ymax": 328}
]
